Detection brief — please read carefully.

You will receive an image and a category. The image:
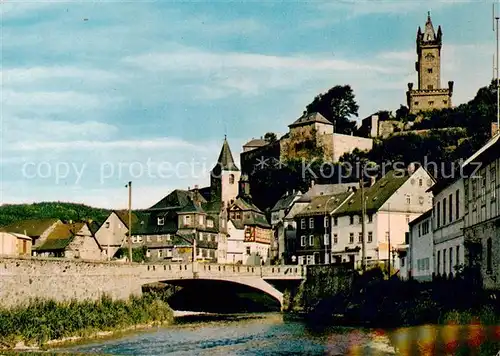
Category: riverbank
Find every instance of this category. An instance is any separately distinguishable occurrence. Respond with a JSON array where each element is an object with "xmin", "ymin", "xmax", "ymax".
[{"xmin": 0, "ymin": 293, "xmax": 173, "ymax": 350}]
